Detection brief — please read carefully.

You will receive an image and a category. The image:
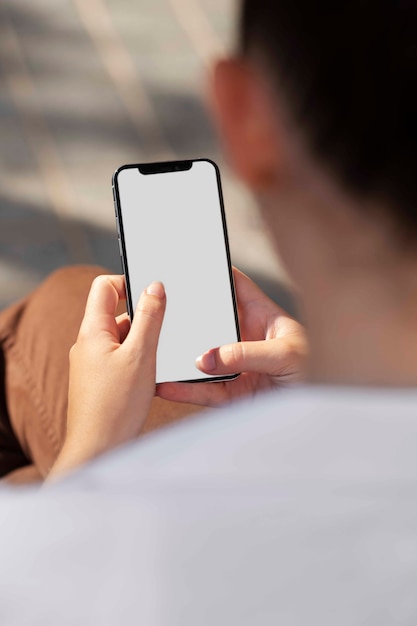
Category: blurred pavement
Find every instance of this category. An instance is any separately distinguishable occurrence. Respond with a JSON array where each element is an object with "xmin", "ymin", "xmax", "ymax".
[{"xmin": 0, "ymin": 0, "xmax": 295, "ymax": 314}]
